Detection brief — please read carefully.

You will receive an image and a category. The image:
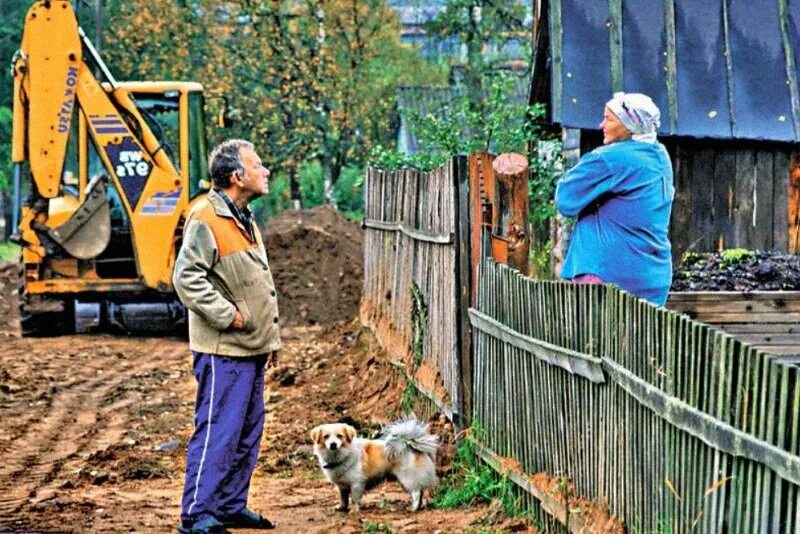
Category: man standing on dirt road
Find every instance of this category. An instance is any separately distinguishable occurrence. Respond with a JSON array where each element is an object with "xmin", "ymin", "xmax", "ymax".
[{"xmin": 173, "ymin": 139, "xmax": 280, "ymax": 534}]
